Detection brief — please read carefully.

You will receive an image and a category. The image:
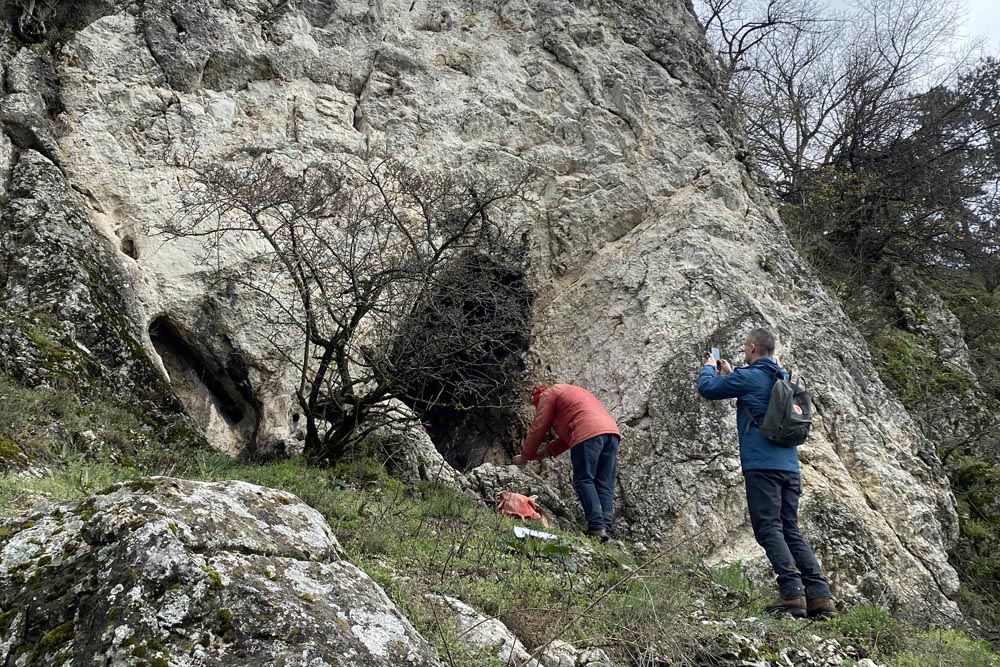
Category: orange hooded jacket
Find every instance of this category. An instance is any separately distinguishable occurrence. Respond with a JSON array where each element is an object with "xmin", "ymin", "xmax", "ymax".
[{"xmin": 519, "ymin": 384, "xmax": 620, "ymax": 461}]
